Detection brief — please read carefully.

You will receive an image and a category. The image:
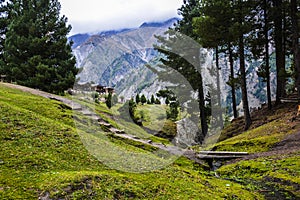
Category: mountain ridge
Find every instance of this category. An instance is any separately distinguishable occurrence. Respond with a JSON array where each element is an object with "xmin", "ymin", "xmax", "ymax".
[
  {"xmin": 70, "ymin": 18, "xmax": 179, "ymax": 100},
  {"xmin": 69, "ymin": 18, "xmax": 180, "ymax": 49},
  {"xmin": 70, "ymin": 17, "xmax": 277, "ymax": 115}
]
